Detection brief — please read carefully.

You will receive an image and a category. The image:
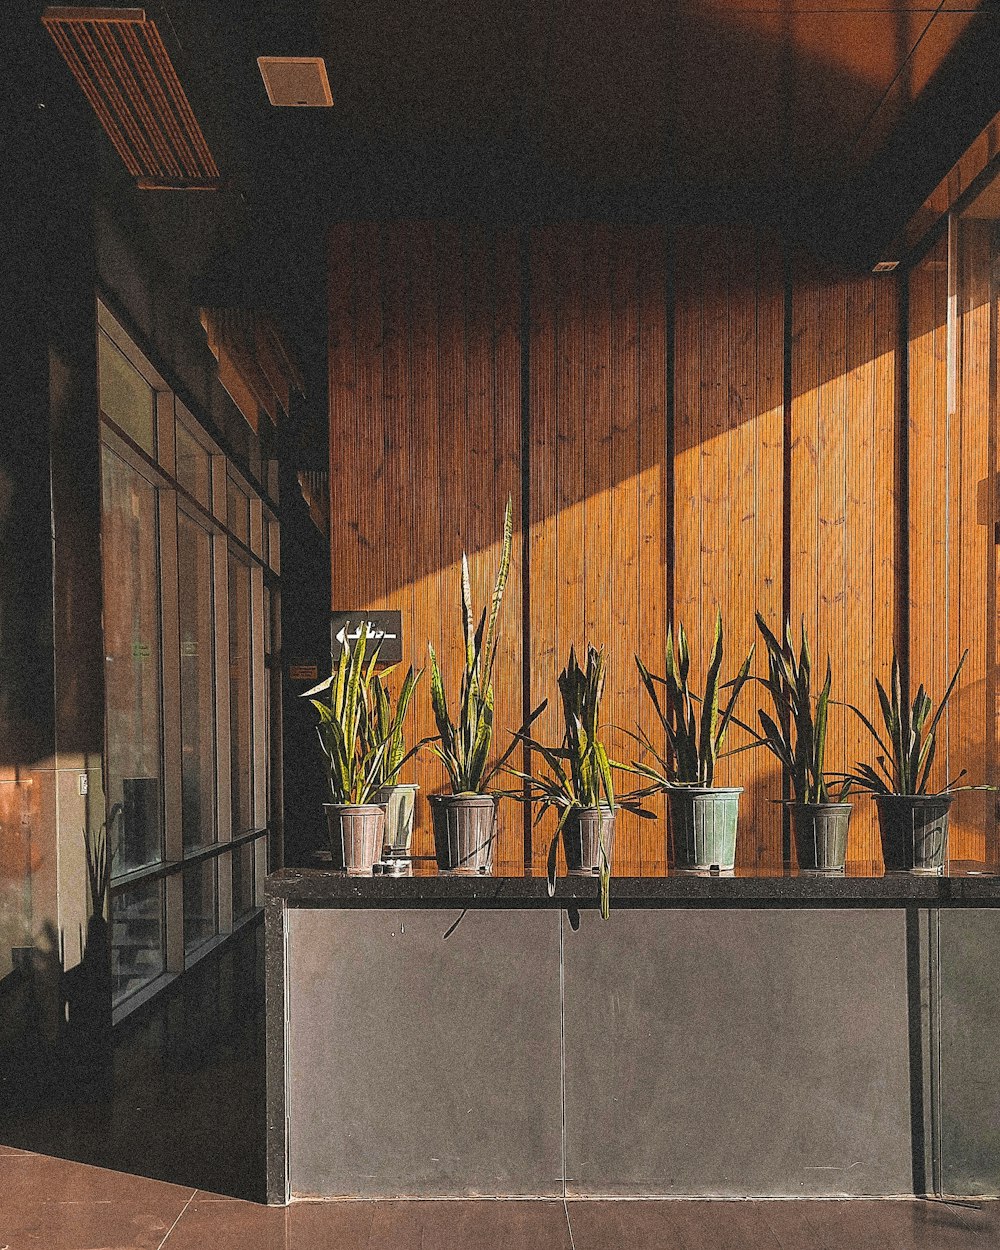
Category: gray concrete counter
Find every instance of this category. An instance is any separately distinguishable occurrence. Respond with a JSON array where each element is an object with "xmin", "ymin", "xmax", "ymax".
[{"xmin": 265, "ymin": 865, "xmax": 1000, "ymax": 1204}]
